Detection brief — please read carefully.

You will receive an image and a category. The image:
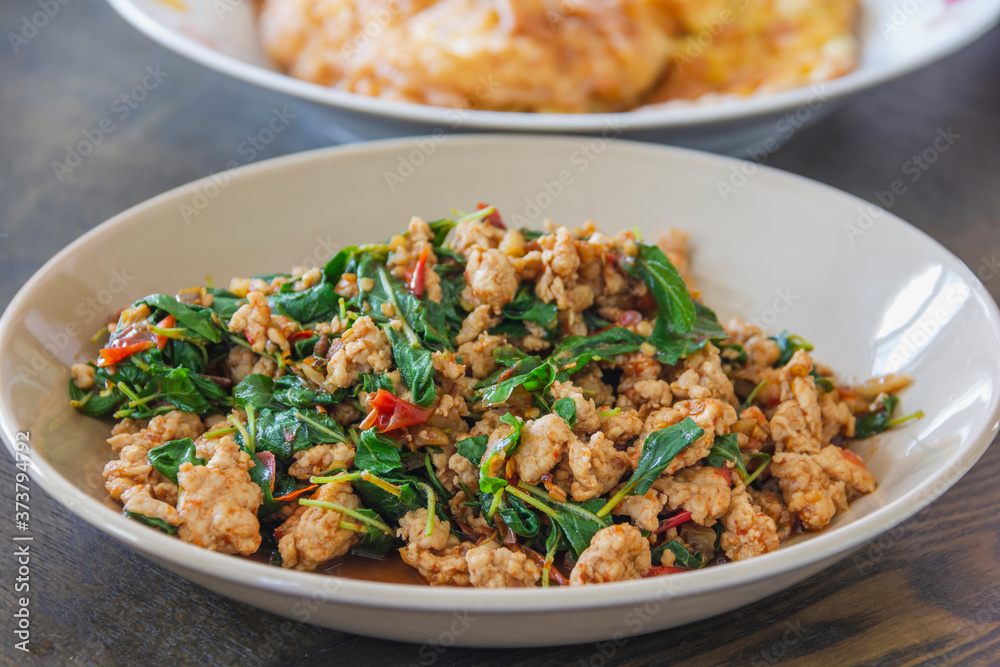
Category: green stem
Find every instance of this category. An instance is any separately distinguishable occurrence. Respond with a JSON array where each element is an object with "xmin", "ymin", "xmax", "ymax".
[
  {"xmin": 454, "ymin": 205, "xmax": 494, "ymax": 225},
  {"xmin": 294, "ymin": 410, "xmax": 346, "ymax": 442},
  {"xmin": 246, "ymin": 404, "xmax": 257, "ymax": 452},
  {"xmin": 419, "ymin": 483, "xmax": 436, "ymax": 537},
  {"xmin": 888, "ymin": 410, "xmax": 924, "ymax": 427},
  {"xmin": 309, "ymin": 471, "xmax": 362, "ymax": 484},
  {"xmin": 596, "ymin": 481, "xmax": 636, "ymax": 518},
  {"xmin": 228, "ymin": 414, "xmax": 254, "ymax": 455},
  {"xmin": 485, "ymin": 488, "xmax": 504, "ymax": 520},
  {"xmin": 377, "ymin": 267, "xmax": 421, "ymax": 347},
  {"xmin": 741, "ymin": 379, "xmax": 771, "ymax": 410},
  {"xmin": 299, "ymin": 499, "xmax": 391, "ymax": 534},
  {"xmin": 424, "ymin": 454, "xmax": 454, "ymax": 501},
  {"xmin": 744, "ymin": 453, "xmax": 771, "ymax": 486},
  {"xmin": 505, "ymin": 486, "xmax": 559, "ymax": 520}
]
